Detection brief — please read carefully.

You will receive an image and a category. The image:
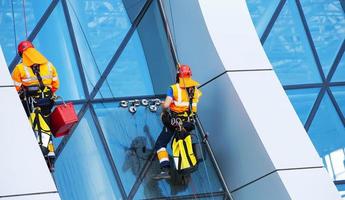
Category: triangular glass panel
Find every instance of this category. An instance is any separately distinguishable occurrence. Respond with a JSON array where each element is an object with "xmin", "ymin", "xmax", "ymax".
[
  {"xmin": 66, "ymin": 0, "xmax": 132, "ymax": 74},
  {"xmin": 93, "ymin": 102, "xmax": 163, "ymax": 194},
  {"xmin": 133, "ymin": 131, "xmax": 223, "ymax": 199},
  {"xmin": 286, "ymin": 88, "xmax": 320, "ymax": 125},
  {"xmin": 54, "ymin": 109, "xmax": 123, "ymax": 200},
  {"xmin": 0, "ymin": 0, "xmax": 52, "ymax": 65},
  {"xmin": 33, "ymin": 2, "xmax": 85, "ymax": 100},
  {"xmin": 300, "ymin": 0, "xmax": 345, "ymax": 76},
  {"xmin": 263, "ymin": 0, "xmax": 322, "ymax": 86},
  {"xmin": 95, "ymin": 30, "xmax": 154, "ymax": 98},
  {"xmin": 331, "ymin": 86, "xmax": 345, "ymax": 116},
  {"xmin": 332, "ymin": 53, "xmax": 345, "ymax": 82},
  {"xmin": 308, "ymin": 93, "xmax": 345, "ymax": 180},
  {"xmin": 122, "ymin": 0, "xmax": 147, "ymax": 23},
  {"xmin": 246, "ymin": 0, "xmax": 281, "ymax": 37}
]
